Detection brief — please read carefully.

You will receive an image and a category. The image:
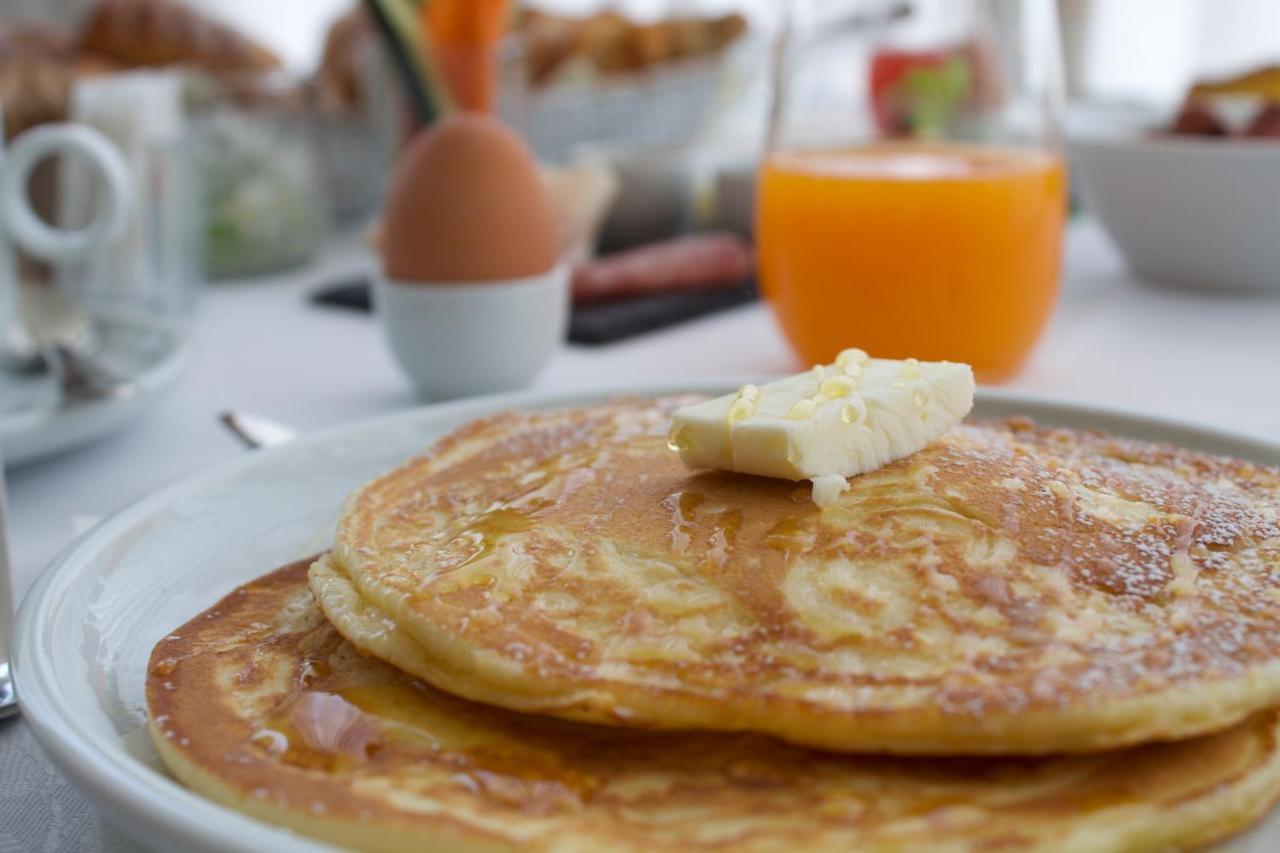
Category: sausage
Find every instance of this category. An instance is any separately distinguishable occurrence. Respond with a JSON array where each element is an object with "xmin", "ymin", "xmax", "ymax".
[{"xmin": 571, "ymin": 232, "xmax": 753, "ymax": 303}]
